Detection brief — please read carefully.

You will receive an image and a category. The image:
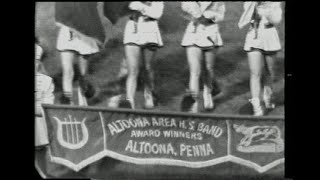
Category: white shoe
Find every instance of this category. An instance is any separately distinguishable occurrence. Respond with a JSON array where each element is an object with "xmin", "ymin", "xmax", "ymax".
[
  {"xmin": 250, "ymin": 98, "xmax": 264, "ymax": 116},
  {"xmin": 203, "ymin": 87, "xmax": 214, "ymax": 110},
  {"xmin": 263, "ymin": 86, "xmax": 275, "ymax": 109},
  {"xmin": 127, "ymin": 98, "xmax": 135, "ymax": 109},
  {"xmin": 117, "ymin": 58, "xmax": 128, "ymax": 78},
  {"xmin": 108, "ymin": 95, "xmax": 122, "ymax": 108},
  {"xmin": 144, "ymin": 89, "xmax": 154, "ymax": 109},
  {"xmin": 78, "ymin": 87, "xmax": 88, "ymax": 106},
  {"xmin": 189, "ymin": 100, "xmax": 199, "ymax": 113}
]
